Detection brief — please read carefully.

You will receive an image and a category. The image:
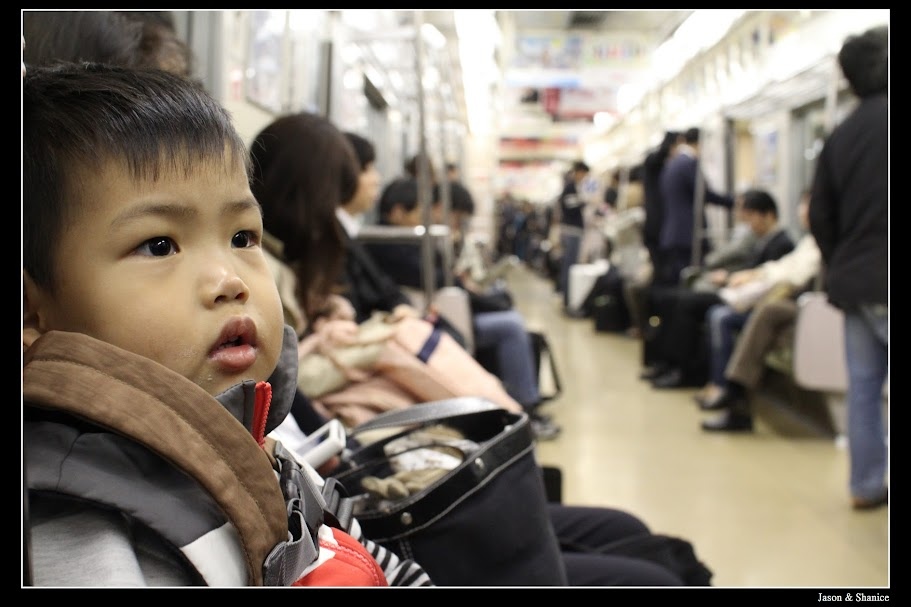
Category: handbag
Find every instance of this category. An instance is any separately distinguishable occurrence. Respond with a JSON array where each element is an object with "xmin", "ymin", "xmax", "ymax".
[
  {"xmin": 309, "ymin": 315, "xmax": 524, "ymax": 427},
  {"xmin": 297, "ymin": 312, "xmax": 398, "ymax": 399},
  {"xmin": 330, "ymin": 397, "xmax": 568, "ymax": 586}
]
